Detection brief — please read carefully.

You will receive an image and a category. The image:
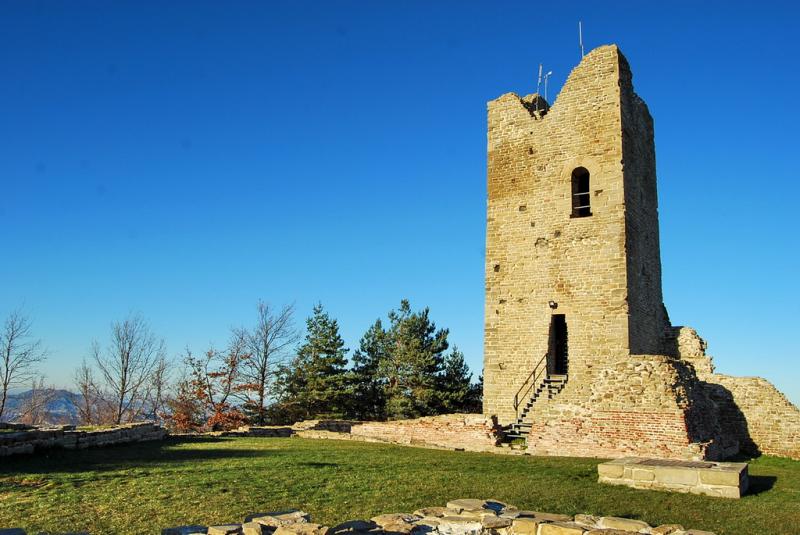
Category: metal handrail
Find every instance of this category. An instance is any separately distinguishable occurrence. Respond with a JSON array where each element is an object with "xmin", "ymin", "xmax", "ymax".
[{"xmin": 513, "ymin": 353, "xmax": 548, "ymax": 418}]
